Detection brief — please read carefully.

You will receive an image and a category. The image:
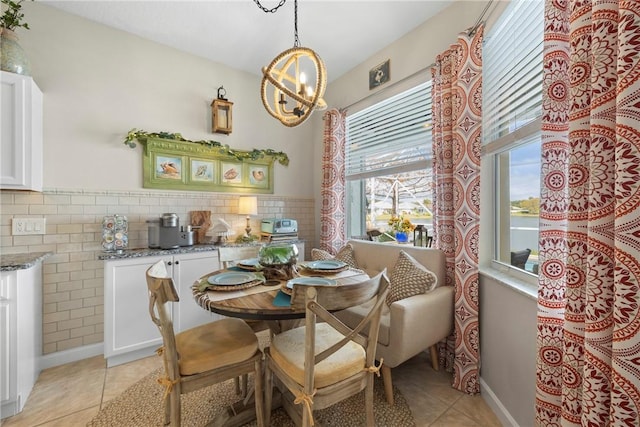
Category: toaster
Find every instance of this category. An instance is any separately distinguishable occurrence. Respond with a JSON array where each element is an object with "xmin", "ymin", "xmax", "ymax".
[{"xmin": 261, "ymin": 218, "xmax": 298, "ymax": 234}]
